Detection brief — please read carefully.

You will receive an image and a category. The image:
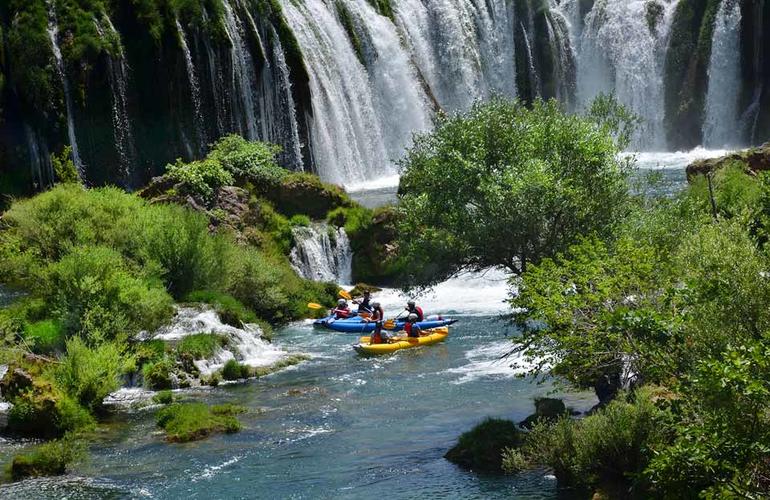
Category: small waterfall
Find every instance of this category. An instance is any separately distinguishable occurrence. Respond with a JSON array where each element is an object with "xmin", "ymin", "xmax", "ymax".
[
  {"xmin": 95, "ymin": 15, "xmax": 136, "ymax": 178},
  {"xmin": 280, "ymin": 0, "xmax": 390, "ymax": 185},
  {"xmin": 520, "ymin": 22, "xmax": 540, "ymax": 98},
  {"xmin": 703, "ymin": 0, "xmax": 742, "ymax": 148},
  {"xmin": 290, "ymin": 224, "xmax": 352, "ymax": 284},
  {"xmin": 394, "ymin": 0, "xmax": 517, "ymax": 111},
  {"xmin": 266, "ymin": 26, "xmax": 304, "ymax": 169},
  {"xmin": 222, "ymin": 0, "xmax": 258, "ymax": 140},
  {"xmin": 176, "ymin": 18, "xmax": 206, "ymax": 152},
  {"xmin": 153, "ymin": 306, "xmax": 287, "ymax": 377},
  {"xmin": 575, "ymin": 0, "xmax": 676, "ymax": 150},
  {"xmin": 24, "ymin": 124, "xmax": 53, "ymax": 188},
  {"xmin": 46, "ymin": 0, "xmax": 84, "ymax": 178}
]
